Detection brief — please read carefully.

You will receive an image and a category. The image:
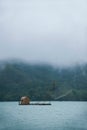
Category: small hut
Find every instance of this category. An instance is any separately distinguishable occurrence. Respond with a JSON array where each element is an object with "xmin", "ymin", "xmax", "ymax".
[{"xmin": 19, "ymin": 96, "xmax": 30, "ymax": 105}]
